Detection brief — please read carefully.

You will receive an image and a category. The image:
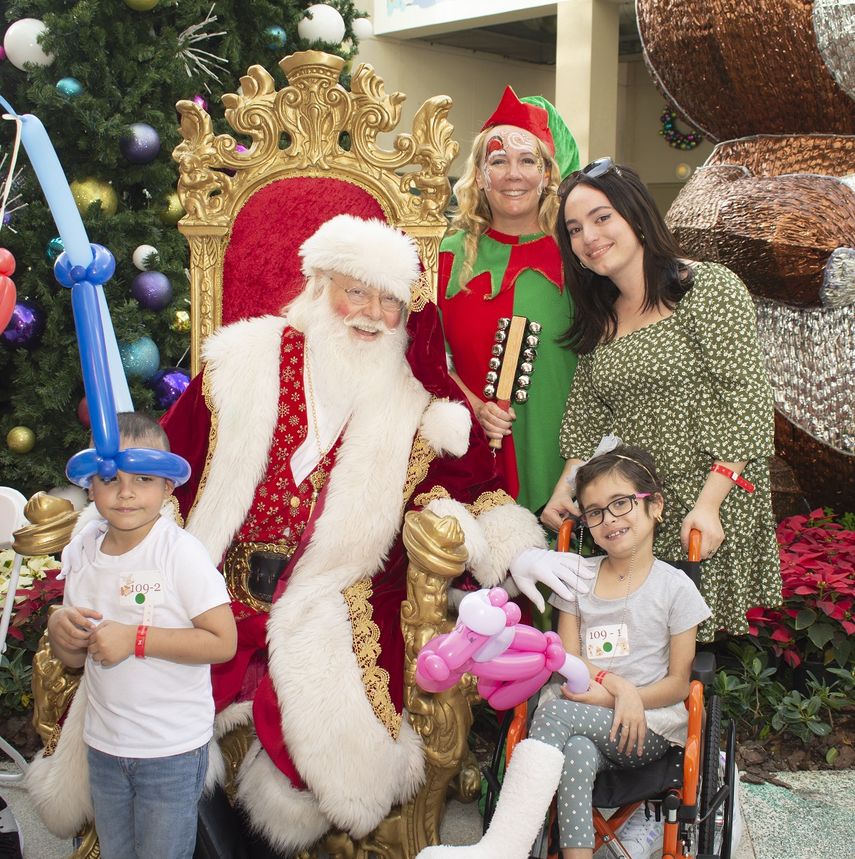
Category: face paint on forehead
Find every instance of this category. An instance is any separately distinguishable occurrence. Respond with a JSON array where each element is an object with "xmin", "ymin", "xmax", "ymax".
[
  {"xmin": 484, "ymin": 135, "xmax": 507, "ymax": 161},
  {"xmin": 502, "ymin": 129, "xmax": 538, "ymax": 154}
]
